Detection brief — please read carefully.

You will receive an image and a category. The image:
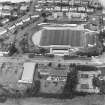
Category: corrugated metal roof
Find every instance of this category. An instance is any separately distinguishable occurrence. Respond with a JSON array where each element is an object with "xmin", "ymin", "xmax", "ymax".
[{"xmin": 19, "ymin": 62, "xmax": 36, "ymax": 83}]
